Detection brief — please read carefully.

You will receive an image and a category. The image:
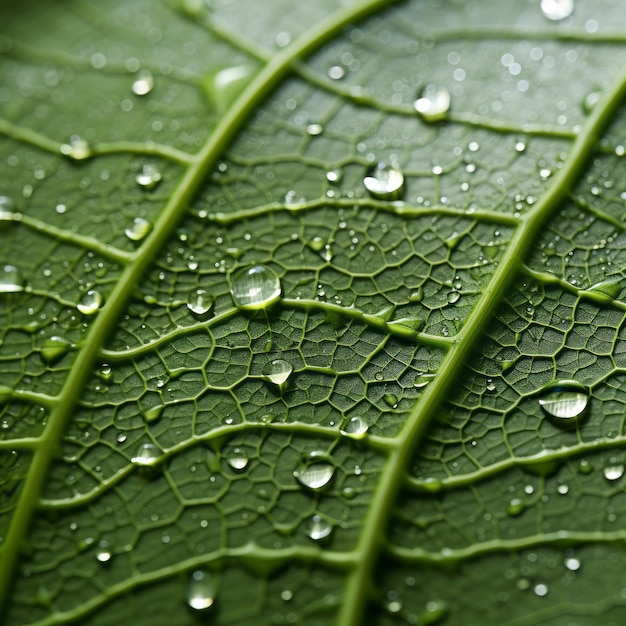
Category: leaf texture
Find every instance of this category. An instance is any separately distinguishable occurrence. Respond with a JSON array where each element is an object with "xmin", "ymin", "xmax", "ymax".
[{"xmin": 2, "ymin": 1, "xmax": 626, "ymax": 624}]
